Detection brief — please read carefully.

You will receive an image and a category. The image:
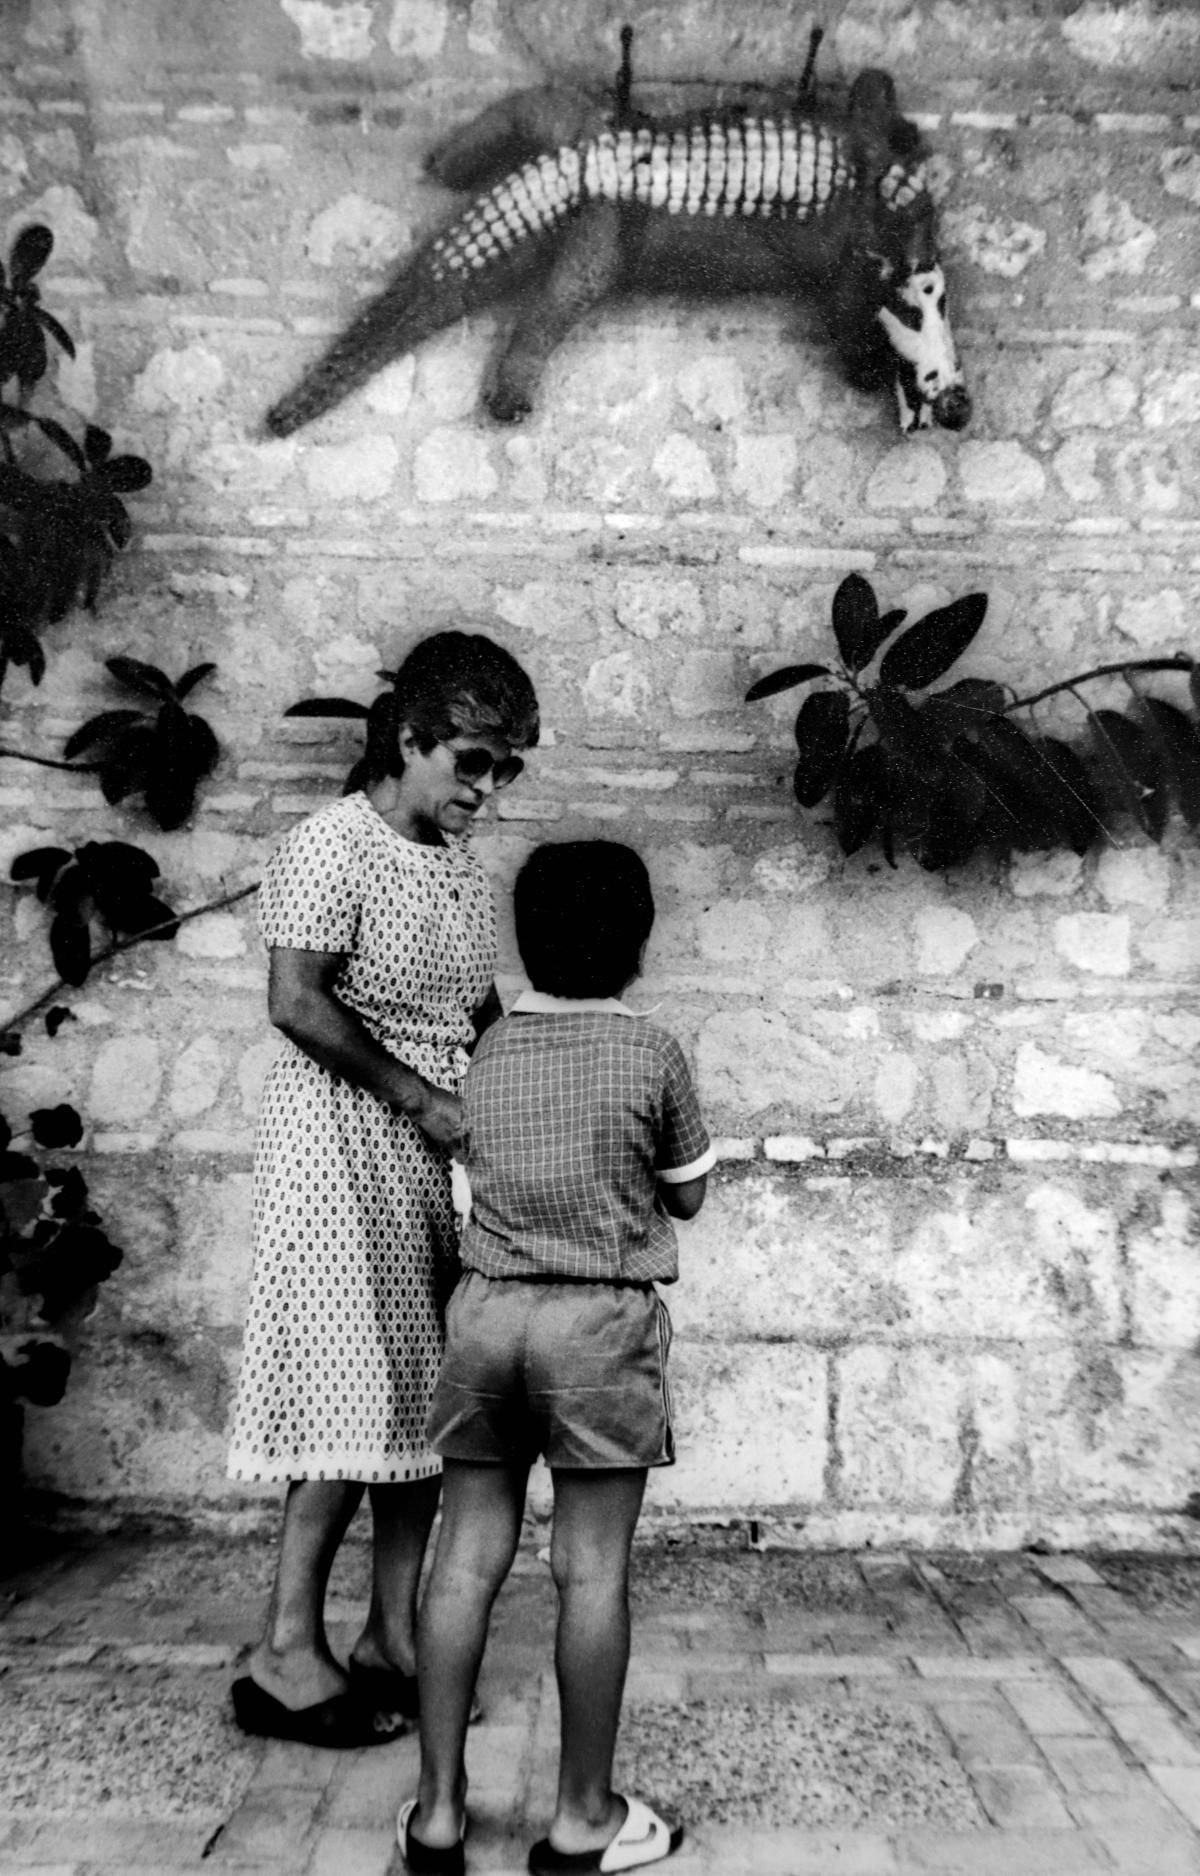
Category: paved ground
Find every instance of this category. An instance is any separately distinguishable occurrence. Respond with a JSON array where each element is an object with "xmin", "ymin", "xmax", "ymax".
[{"xmin": 3, "ymin": 1519, "xmax": 1200, "ymax": 1874}]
